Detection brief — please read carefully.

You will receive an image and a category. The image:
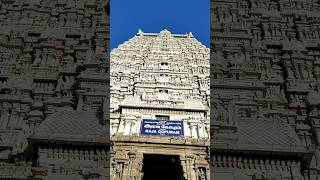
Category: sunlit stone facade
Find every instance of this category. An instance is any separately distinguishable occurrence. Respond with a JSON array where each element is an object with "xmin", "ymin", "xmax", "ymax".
[{"xmin": 110, "ymin": 29, "xmax": 210, "ymax": 180}]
